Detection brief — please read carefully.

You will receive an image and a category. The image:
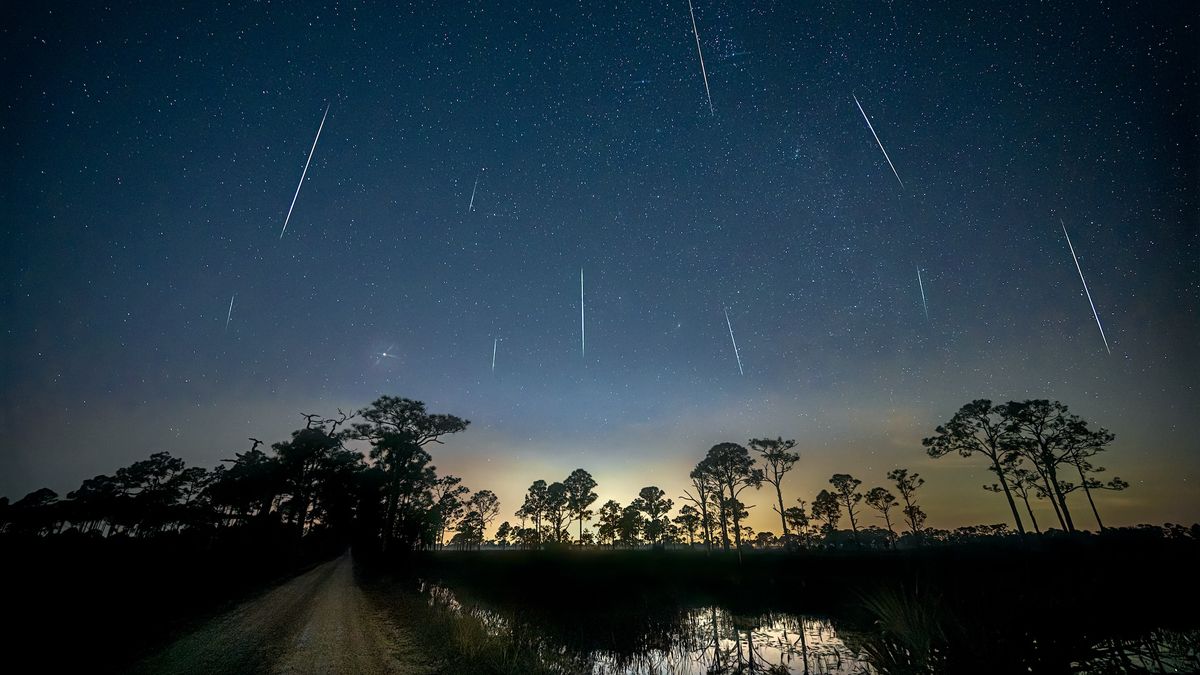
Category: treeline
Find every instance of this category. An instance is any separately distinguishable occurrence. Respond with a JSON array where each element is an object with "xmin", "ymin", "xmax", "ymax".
[
  {"xmin": 0, "ymin": 396, "xmax": 487, "ymax": 554},
  {"xmin": 485, "ymin": 399, "xmax": 1134, "ymax": 554},
  {"xmin": 0, "ymin": 396, "xmax": 1142, "ymax": 555}
]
